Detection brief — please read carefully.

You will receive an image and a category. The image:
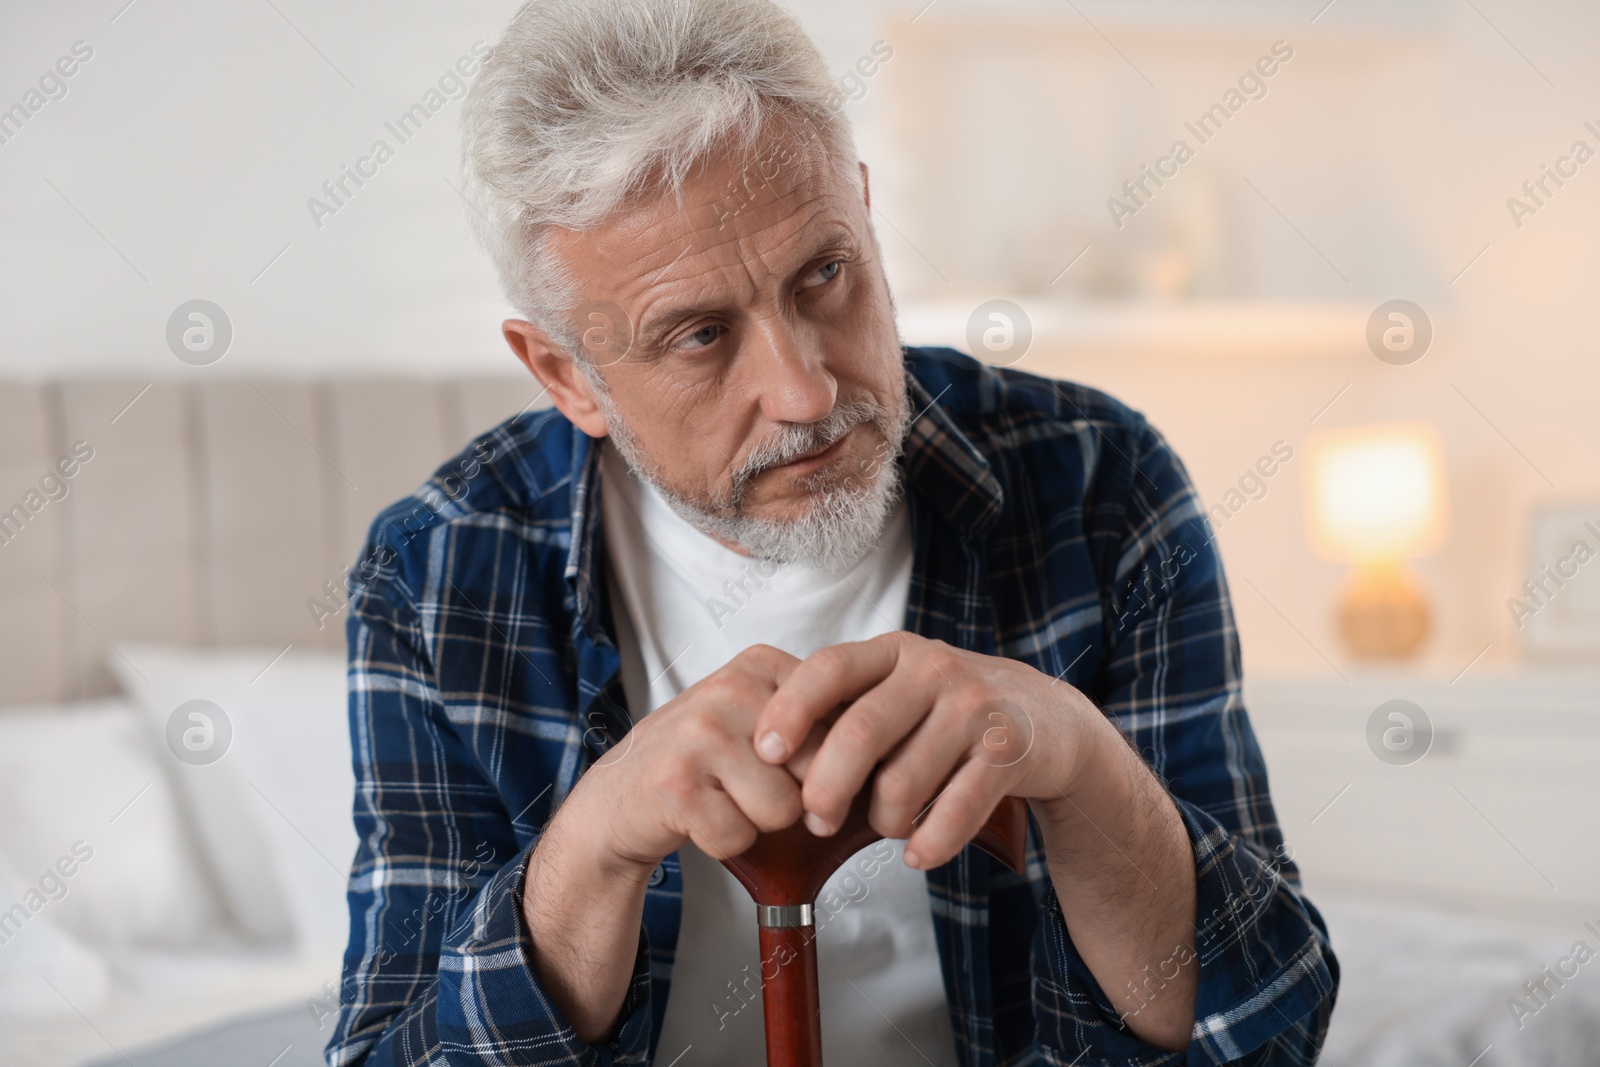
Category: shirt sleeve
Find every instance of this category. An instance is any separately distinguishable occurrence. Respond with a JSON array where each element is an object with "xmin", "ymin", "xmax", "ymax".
[
  {"xmin": 325, "ymin": 552, "xmax": 655, "ymax": 1066},
  {"xmin": 1028, "ymin": 420, "xmax": 1339, "ymax": 1066}
]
